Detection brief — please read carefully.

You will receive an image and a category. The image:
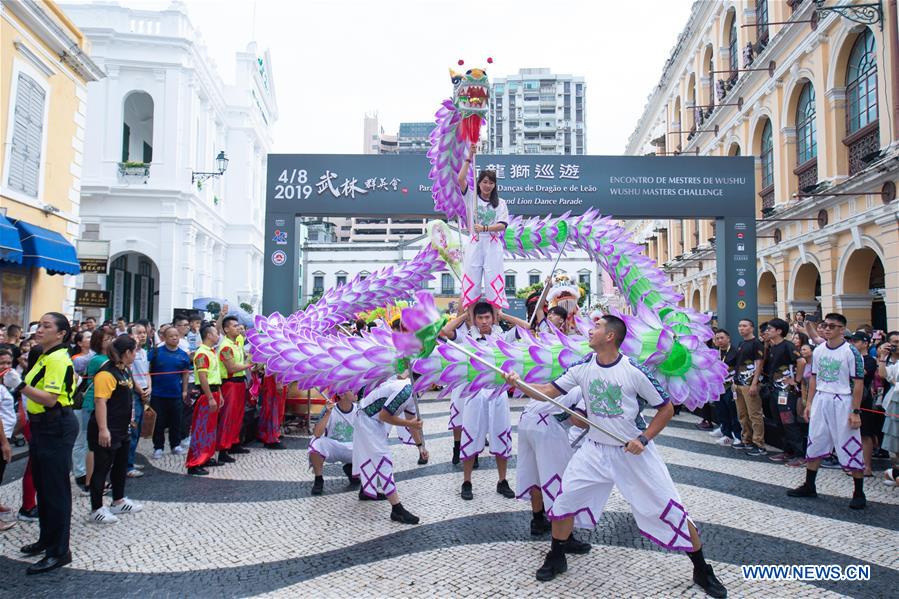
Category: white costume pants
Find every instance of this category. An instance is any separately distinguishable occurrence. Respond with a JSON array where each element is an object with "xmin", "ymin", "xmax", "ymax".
[
  {"xmin": 547, "ymin": 440, "xmax": 695, "ymax": 552},
  {"xmin": 308, "ymin": 436, "xmax": 353, "ymax": 465},
  {"xmin": 460, "ymin": 390, "xmax": 512, "ymax": 461},
  {"xmin": 461, "ymin": 233, "xmax": 508, "ymax": 309},
  {"xmin": 807, "ymin": 391, "xmax": 864, "ymax": 471}
]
